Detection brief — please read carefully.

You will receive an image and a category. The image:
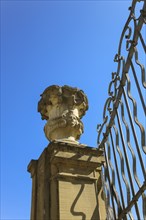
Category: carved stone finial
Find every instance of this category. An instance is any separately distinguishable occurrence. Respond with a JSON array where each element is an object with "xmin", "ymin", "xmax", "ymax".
[{"xmin": 38, "ymin": 85, "xmax": 88, "ymax": 143}]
